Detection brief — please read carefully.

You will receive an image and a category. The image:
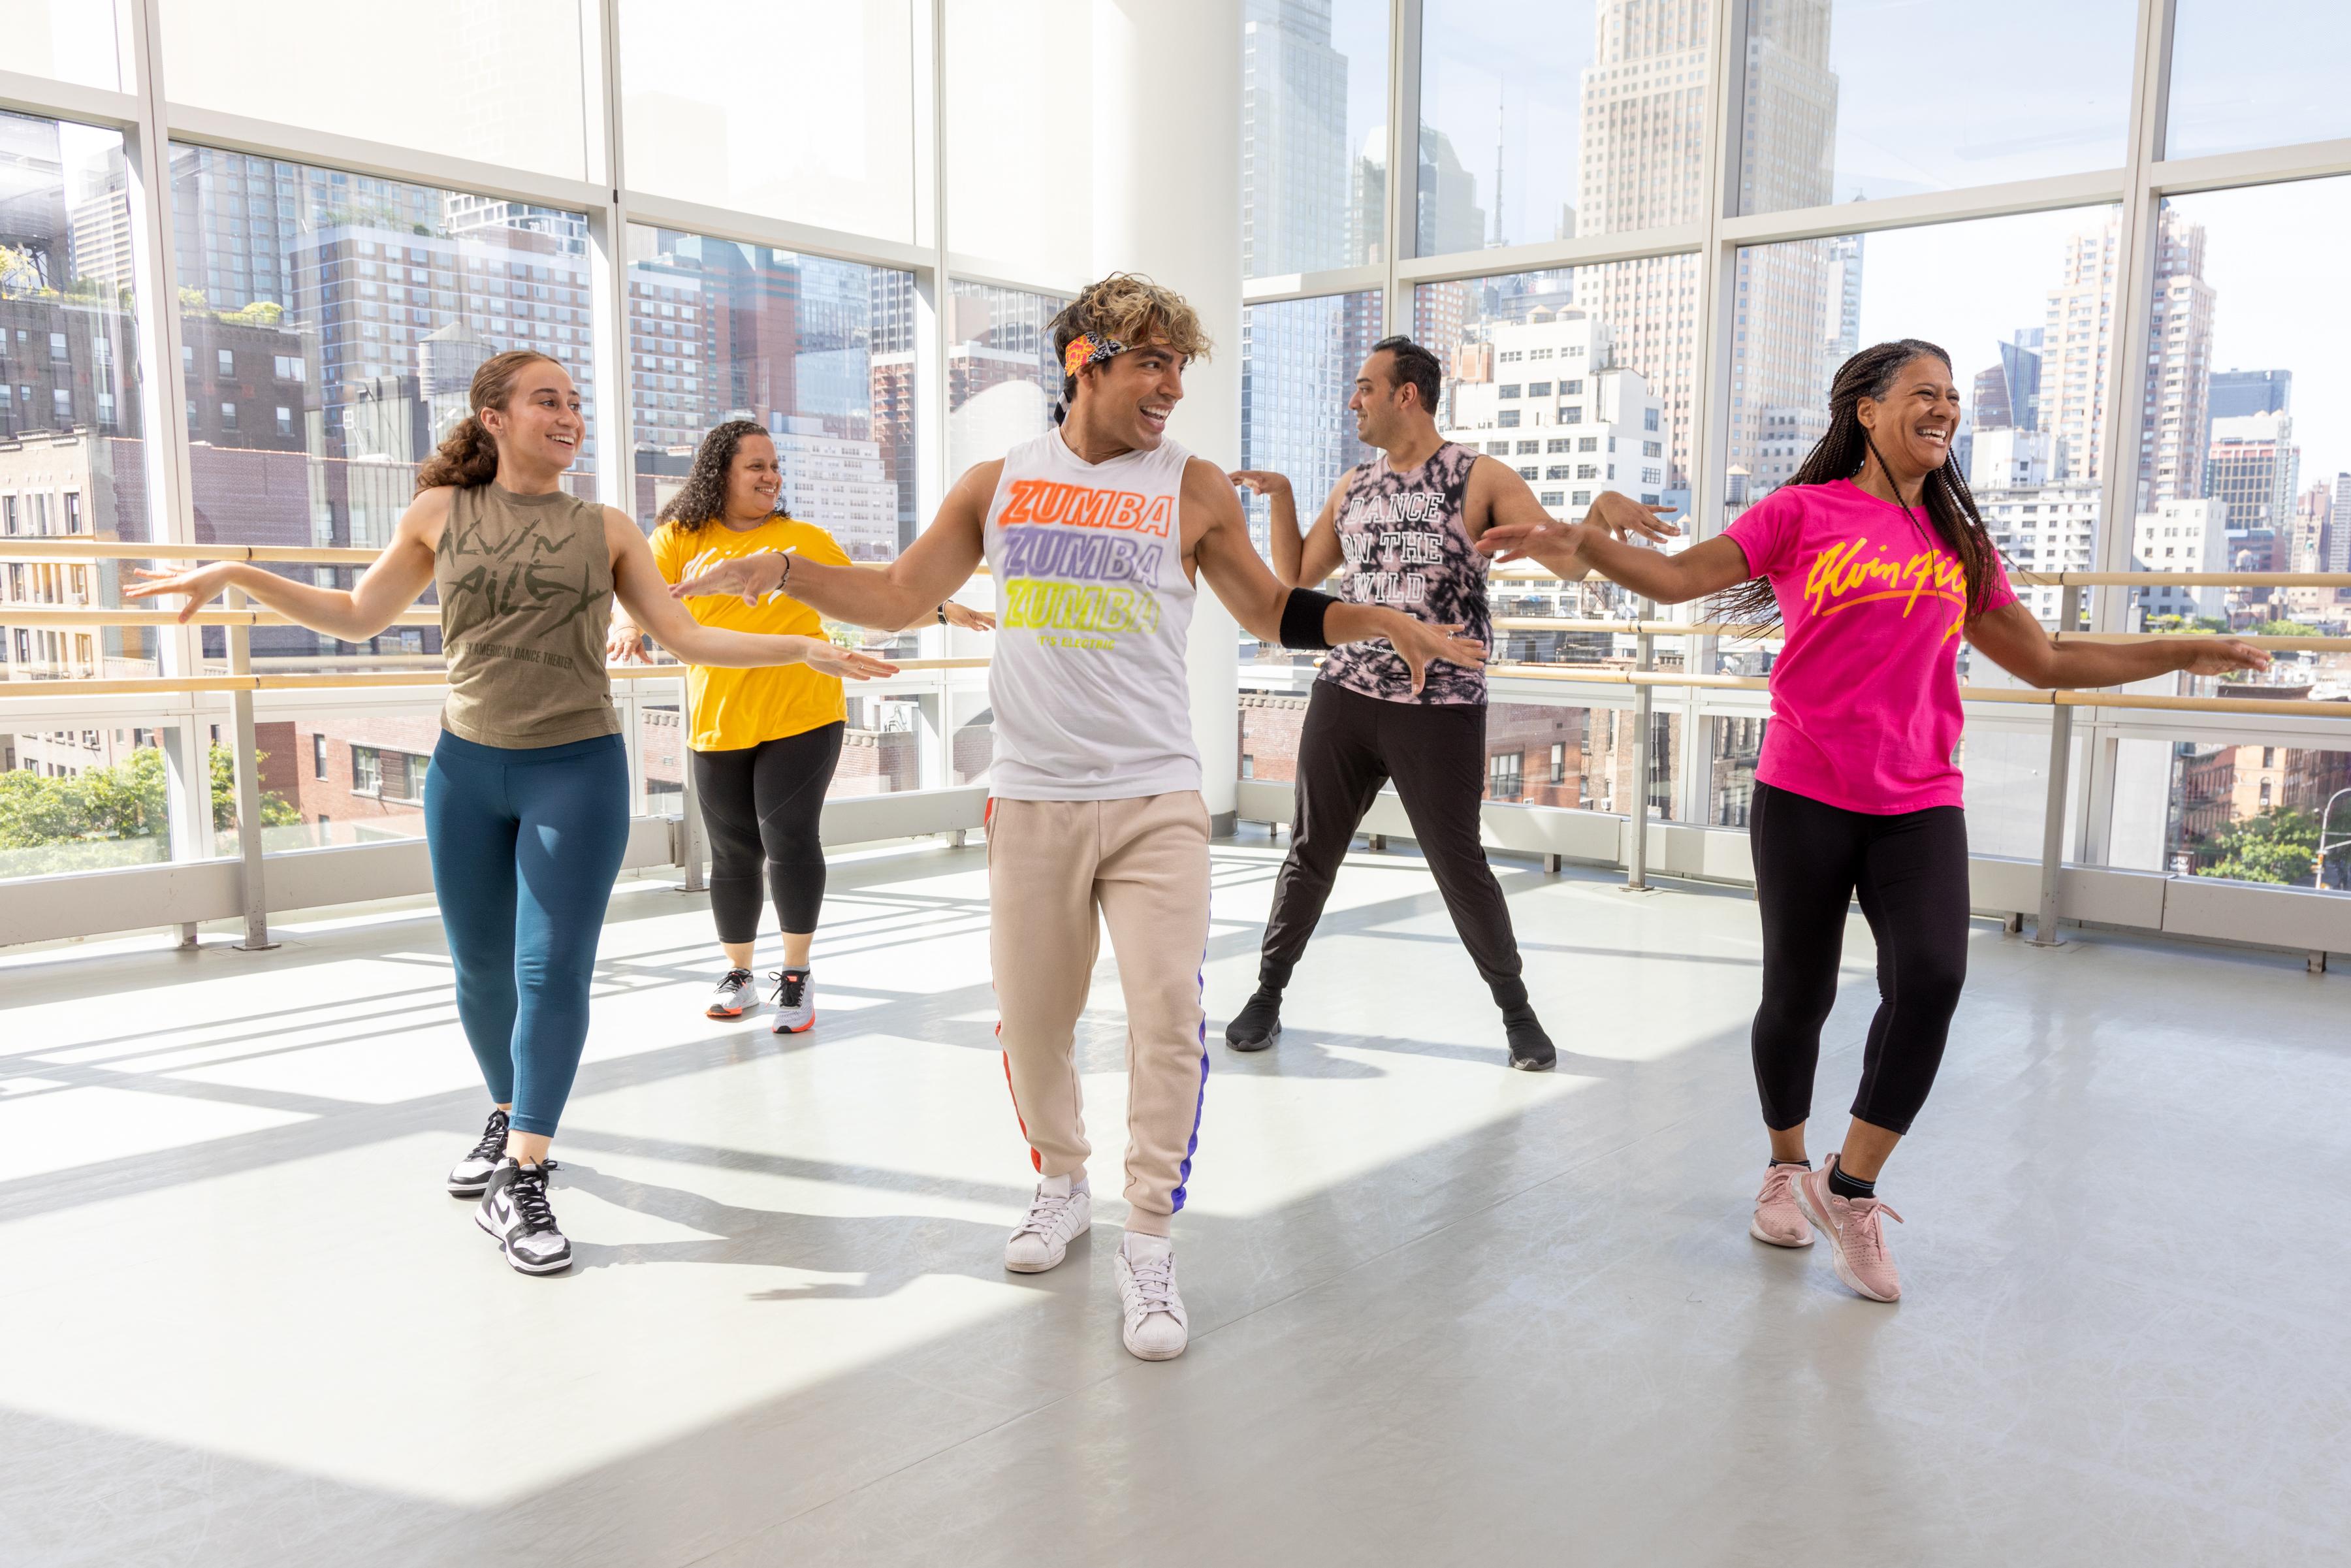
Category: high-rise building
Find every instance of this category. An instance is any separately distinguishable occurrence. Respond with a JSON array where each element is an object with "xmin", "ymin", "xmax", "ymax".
[
  {"xmin": 1825, "ymin": 231, "xmax": 1863, "ymax": 370},
  {"xmin": 1580, "ymin": 0, "xmax": 1834, "ymax": 505},
  {"xmin": 1239, "ymin": 1, "xmax": 1378, "ymax": 547},
  {"xmin": 1981, "ymin": 481, "xmax": 2101, "ymax": 626},
  {"xmin": 1439, "ymin": 306, "xmax": 1667, "ymax": 526},
  {"xmin": 1241, "ymin": 0, "xmax": 1352, "ymax": 276},
  {"xmin": 2039, "ymin": 207, "xmax": 2212, "ymax": 504},
  {"xmin": 2142, "ymin": 214, "xmax": 2216, "ymax": 505},
  {"xmin": 1972, "ymin": 426, "xmax": 2057, "ymax": 492},
  {"xmin": 2331, "ymin": 473, "xmax": 2351, "ymax": 573},
  {"xmin": 1417, "ymin": 127, "xmax": 1488, "ymax": 257},
  {"xmin": 2204, "ymin": 411, "xmax": 2297, "ymax": 540},
  {"xmin": 1239, "ymin": 294, "xmax": 1381, "ymax": 550},
  {"xmin": 2293, "ymin": 480, "xmax": 2331, "ymax": 573},
  {"xmin": 2133, "ymin": 497, "xmax": 2228, "ymax": 620},
  {"xmin": 2208, "ymin": 367, "xmax": 2290, "ymax": 421},
  {"xmin": 1972, "ymin": 329, "xmax": 2043, "ymax": 431}
]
